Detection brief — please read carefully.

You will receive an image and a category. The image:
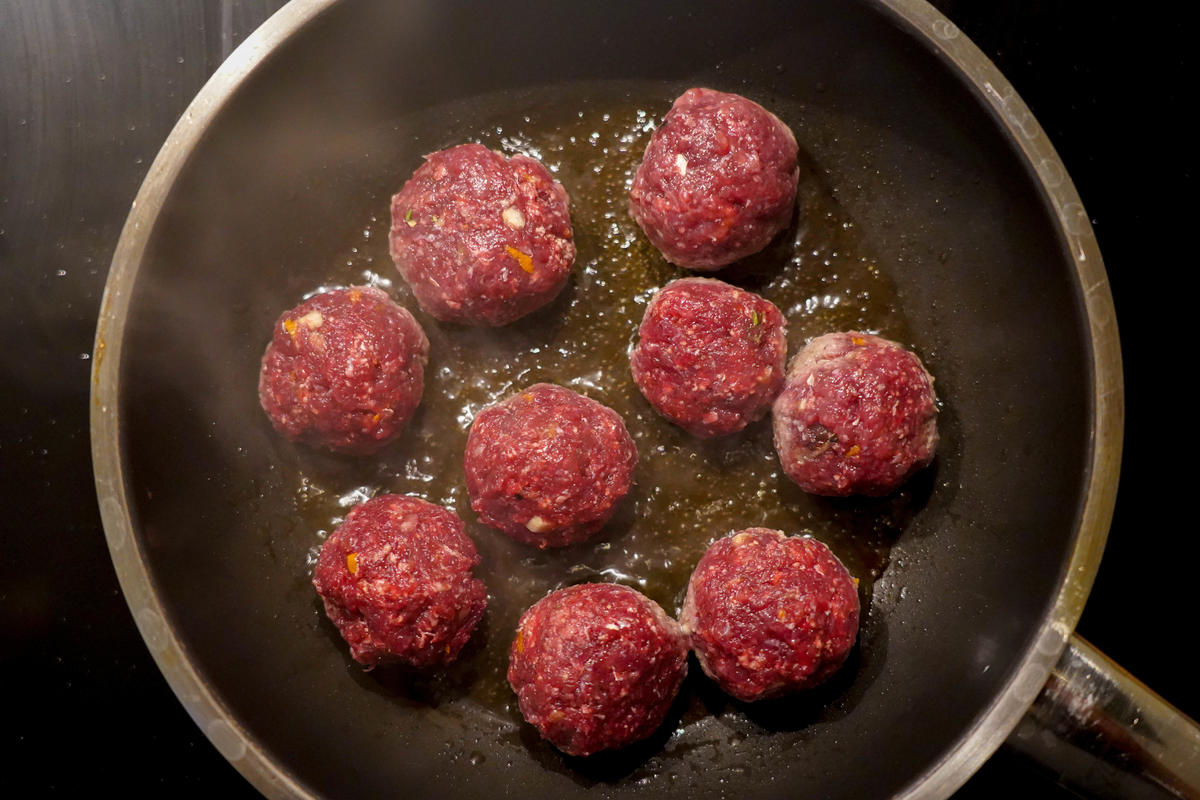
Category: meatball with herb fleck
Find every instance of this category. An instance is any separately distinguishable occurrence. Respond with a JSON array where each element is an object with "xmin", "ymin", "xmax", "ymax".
[
  {"xmin": 258, "ymin": 286, "xmax": 428, "ymax": 455},
  {"xmin": 508, "ymin": 583, "xmax": 688, "ymax": 756},
  {"xmin": 631, "ymin": 277, "xmax": 786, "ymax": 437},
  {"xmin": 389, "ymin": 143, "xmax": 575, "ymax": 326},
  {"xmin": 772, "ymin": 331, "xmax": 938, "ymax": 497}
]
